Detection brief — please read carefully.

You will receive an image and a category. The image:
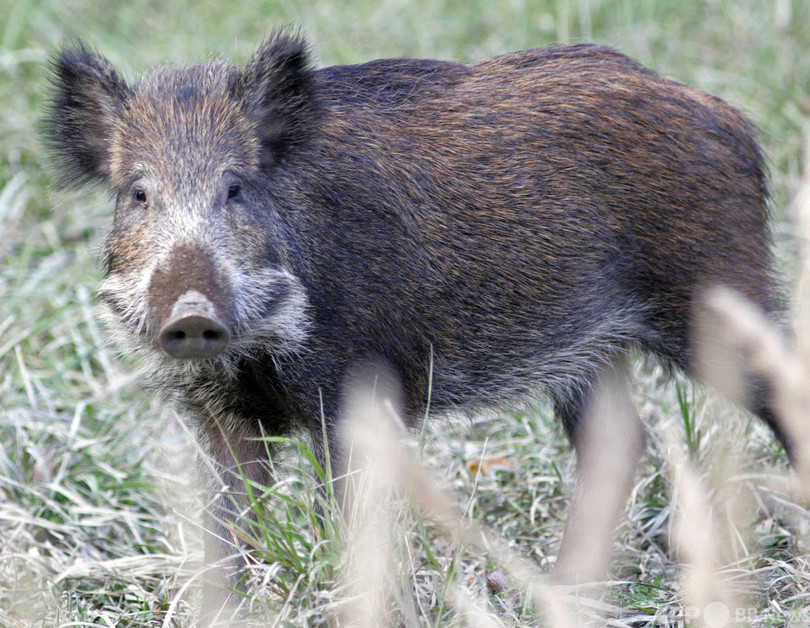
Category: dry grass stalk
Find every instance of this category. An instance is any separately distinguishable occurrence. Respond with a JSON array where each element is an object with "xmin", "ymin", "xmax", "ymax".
[
  {"xmin": 690, "ymin": 124, "xmax": 810, "ymax": 502},
  {"xmin": 795, "ymin": 123, "xmax": 810, "ymax": 368},
  {"xmin": 697, "ymin": 287, "xmax": 810, "ymax": 500},
  {"xmin": 554, "ymin": 355, "xmax": 644, "ymax": 588},
  {"xmin": 338, "ymin": 374, "xmax": 401, "ymax": 626},
  {"xmin": 676, "ymin": 113, "xmax": 810, "ymax": 628},
  {"xmin": 664, "ymin": 429, "xmax": 749, "ymax": 628},
  {"xmin": 446, "ymin": 583, "xmax": 508, "ymax": 628},
  {"xmin": 339, "ymin": 371, "xmax": 585, "ymax": 627}
]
